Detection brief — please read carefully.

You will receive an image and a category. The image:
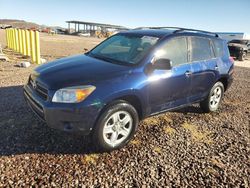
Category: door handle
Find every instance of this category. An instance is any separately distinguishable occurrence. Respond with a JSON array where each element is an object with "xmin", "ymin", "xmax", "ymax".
[{"xmin": 185, "ymin": 71, "xmax": 192, "ymax": 76}]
